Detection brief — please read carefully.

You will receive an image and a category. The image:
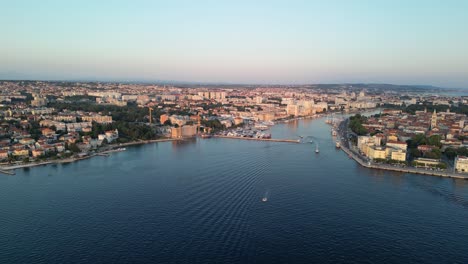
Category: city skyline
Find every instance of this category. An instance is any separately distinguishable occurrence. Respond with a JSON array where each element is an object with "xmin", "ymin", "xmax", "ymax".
[{"xmin": 2, "ymin": 0, "xmax": 468, "ymax": 88}]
